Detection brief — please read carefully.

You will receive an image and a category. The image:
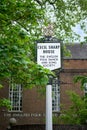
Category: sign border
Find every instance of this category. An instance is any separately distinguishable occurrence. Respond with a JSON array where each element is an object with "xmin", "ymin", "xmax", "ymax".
[{"xmin": 37, "ymin": 41, "xmax": 62, "ymax": 71}]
